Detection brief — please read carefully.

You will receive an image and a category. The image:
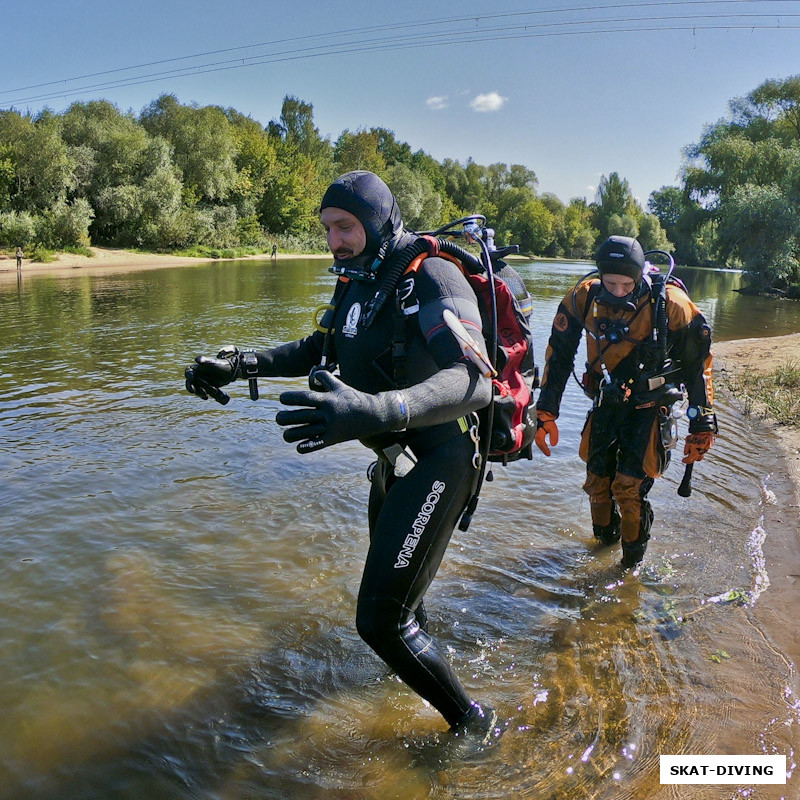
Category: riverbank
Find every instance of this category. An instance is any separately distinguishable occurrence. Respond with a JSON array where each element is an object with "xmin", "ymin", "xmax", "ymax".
[
  {"xmin": 0, "ymin": 246, "xmax": 331, "ymax": 282},
  {"xmin": 713, "ymin": 332, "xmax": 800, "ymax": 493},
  {"xmin": 713, "ymin": 333, "xmax": 800, "ymax": 724}
]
